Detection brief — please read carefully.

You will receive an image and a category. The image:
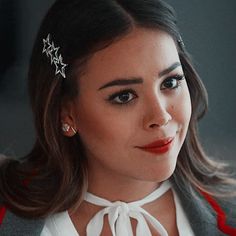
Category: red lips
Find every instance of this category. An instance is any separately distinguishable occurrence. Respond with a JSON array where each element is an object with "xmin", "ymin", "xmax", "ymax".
[{"xmin": 137, "ymin": 137, "xmax": 174, "ymax": 154}]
